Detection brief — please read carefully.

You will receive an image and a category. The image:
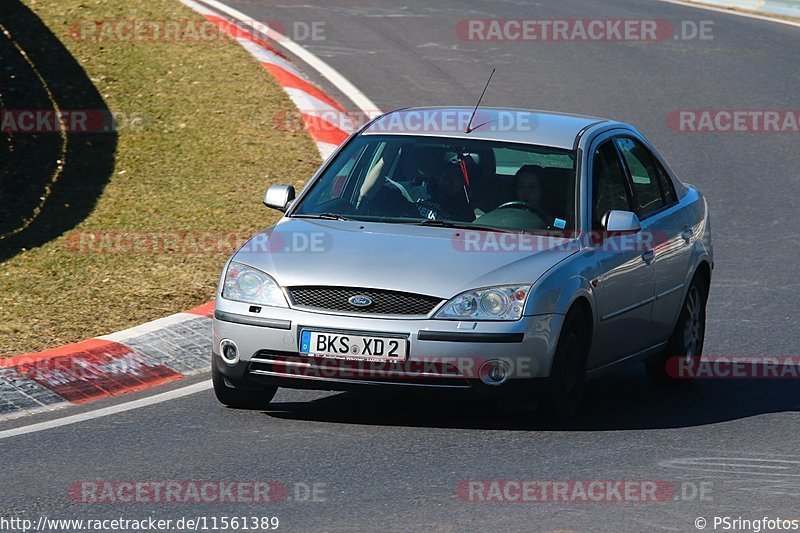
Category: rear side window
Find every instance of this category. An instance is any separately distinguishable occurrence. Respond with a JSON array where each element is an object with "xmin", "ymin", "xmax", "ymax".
[
  {"xmin": 615, "ymin": 137, "xmax": 674, "ymax": 217},
  {"xmin": 592, "ymin": 140, "xmax": 632, "ymax": 229},
  {"xmin": 655, "ymin": 161, "xmax": 677, "ymax": 206}
]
